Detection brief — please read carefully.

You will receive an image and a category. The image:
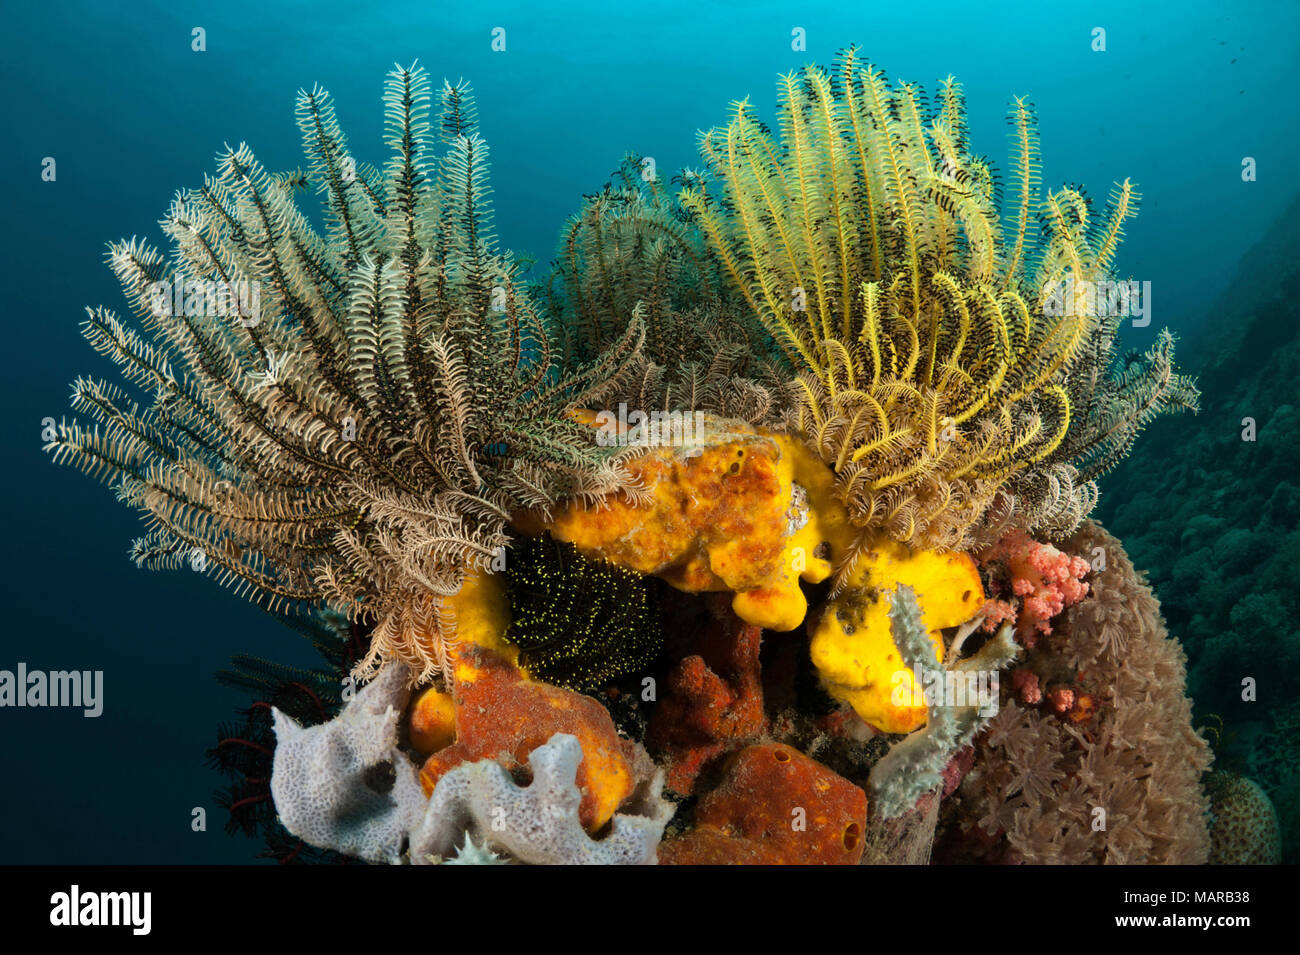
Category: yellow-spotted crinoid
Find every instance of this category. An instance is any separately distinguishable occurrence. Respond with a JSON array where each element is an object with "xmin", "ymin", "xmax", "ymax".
[{"xmin": 681, "ymin": 48, "xmax": 1195, "ymax": 560}]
